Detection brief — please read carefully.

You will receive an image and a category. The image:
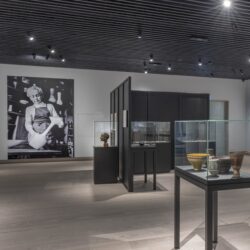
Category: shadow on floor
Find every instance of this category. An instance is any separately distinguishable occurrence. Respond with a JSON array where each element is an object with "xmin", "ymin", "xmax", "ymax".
[
  {"xmin": 133, "ymin": 180, "xmax": 167, "ymax": 193},
  {"xmin": 176, "ymin": 222, "xmax": 250, "ymax": 250}
]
